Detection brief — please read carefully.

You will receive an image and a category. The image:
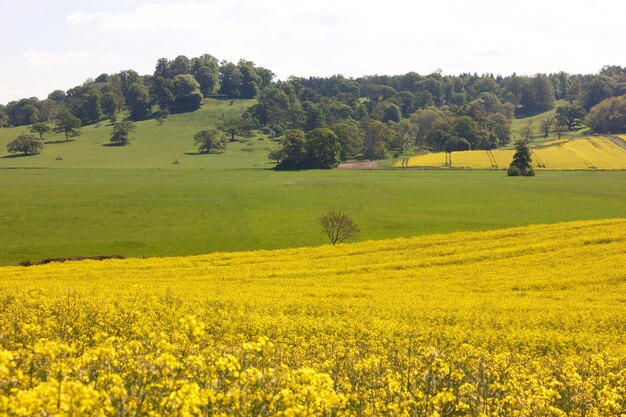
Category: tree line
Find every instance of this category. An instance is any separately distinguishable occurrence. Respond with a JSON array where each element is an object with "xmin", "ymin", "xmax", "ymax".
[
  {"xmin": 0, "ymin": 54, "xmax": 274, "ymax": 128},
  {"xmin": 2, "ymin": 56, "xmax": 626, "ymax": 166}
]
